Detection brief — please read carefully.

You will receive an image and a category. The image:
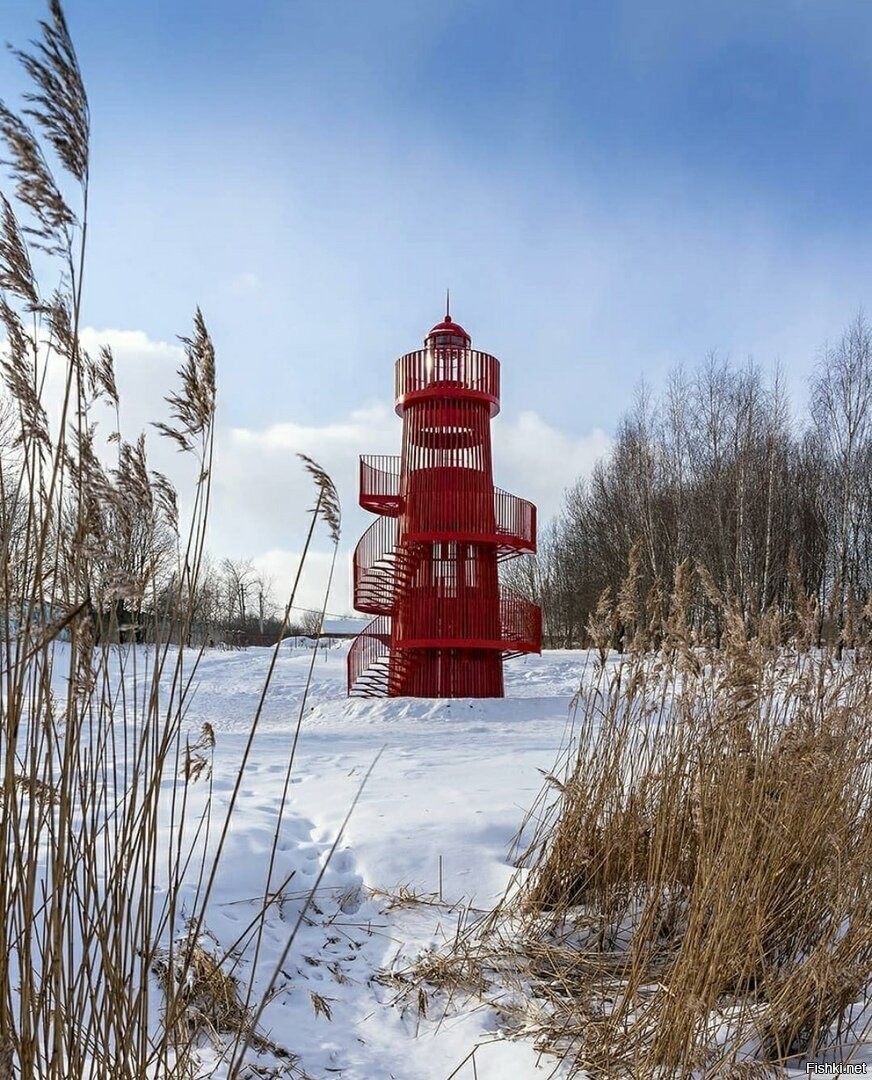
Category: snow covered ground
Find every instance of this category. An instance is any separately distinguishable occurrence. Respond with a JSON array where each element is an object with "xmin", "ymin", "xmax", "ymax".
[
  {"xmin": 17, "ymin": 639, "xmax": 870, "ymax": 1078},
  {"xmin": 154, "ymin": 642, "xmax": 587, "ymax": 1079},
  {"xmin": 169, "ymin": 643, "xmax": 872, "ymax": 1080}
]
